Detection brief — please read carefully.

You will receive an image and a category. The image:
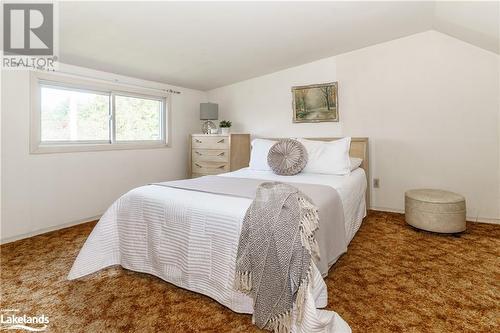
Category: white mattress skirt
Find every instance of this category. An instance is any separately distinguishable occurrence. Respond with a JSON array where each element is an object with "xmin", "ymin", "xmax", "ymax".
[{"xmin": 68, "ymin": 185, "xmax": 352, "ymax": 333}]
